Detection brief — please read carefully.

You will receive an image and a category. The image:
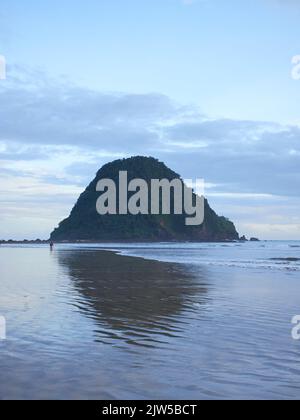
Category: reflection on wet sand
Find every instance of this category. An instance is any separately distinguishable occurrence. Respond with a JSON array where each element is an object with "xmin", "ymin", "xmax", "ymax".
[{"xmin": 57, "ymin": 250, "xmax": 209, "ymax": 347}]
